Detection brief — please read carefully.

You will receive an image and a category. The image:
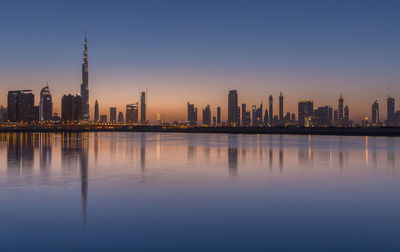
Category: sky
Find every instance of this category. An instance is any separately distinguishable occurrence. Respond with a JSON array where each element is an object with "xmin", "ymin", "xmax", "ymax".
[{"xmin": 0, "ymin": 0, "xmax": 399, "ymax": 122}]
